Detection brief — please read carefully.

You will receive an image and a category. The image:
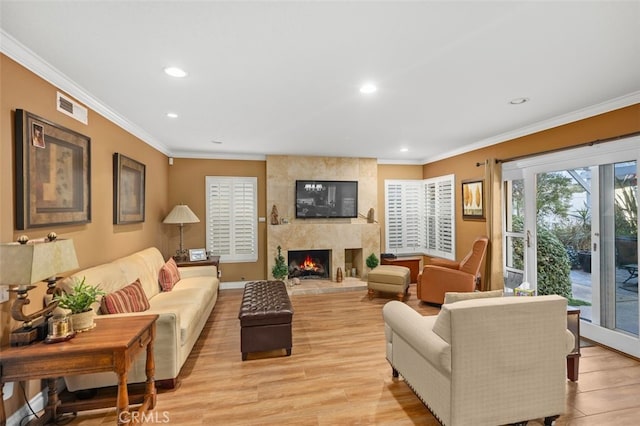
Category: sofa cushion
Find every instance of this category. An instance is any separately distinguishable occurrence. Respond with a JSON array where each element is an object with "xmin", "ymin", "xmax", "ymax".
[
  {"xmin": 432, "ymin": 304, "xmax": 452, "ymax": 344},
  {"xmin": 159, "ymin": 258, "xmax": 181, "ymax": 291},
  {"xmin": 149, "ymin": 277, "xmax": 217, "ymax": 346},
  {"xmin": 443, "ymin": 289, "xmax": 503, "ymax": 304},
  {"xmin": 101, "ymin": 279, "xmax": 150, "ymax": 314}
]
